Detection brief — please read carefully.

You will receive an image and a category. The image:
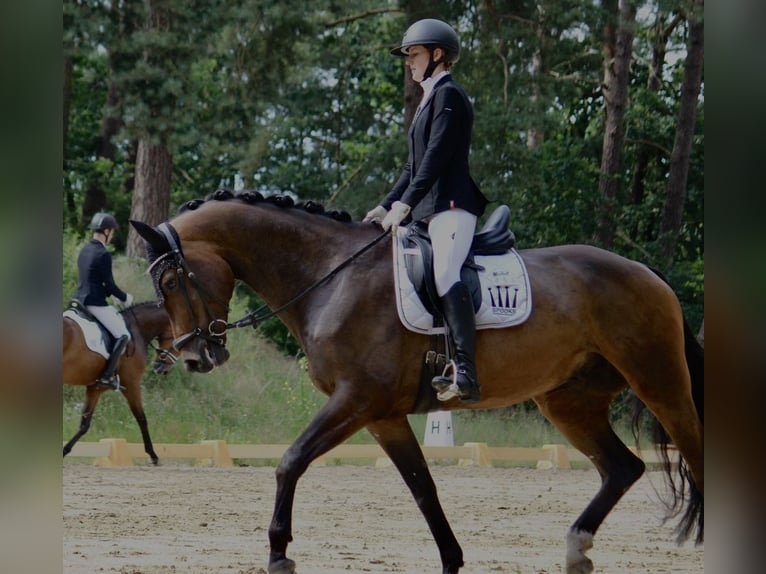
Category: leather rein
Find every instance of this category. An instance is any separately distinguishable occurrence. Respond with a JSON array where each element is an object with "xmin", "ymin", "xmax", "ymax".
[{"xmin": 154, "ymin": 222, "xmax": 389, "ymax": 352}]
